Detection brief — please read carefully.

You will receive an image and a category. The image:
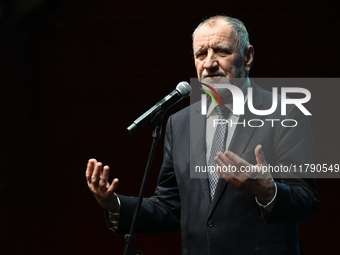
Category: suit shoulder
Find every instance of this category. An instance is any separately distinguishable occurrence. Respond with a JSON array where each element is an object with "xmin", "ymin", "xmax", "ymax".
[{"xmin": 169, "ymin": 101, "xmax": 201, "ymax": 122}]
